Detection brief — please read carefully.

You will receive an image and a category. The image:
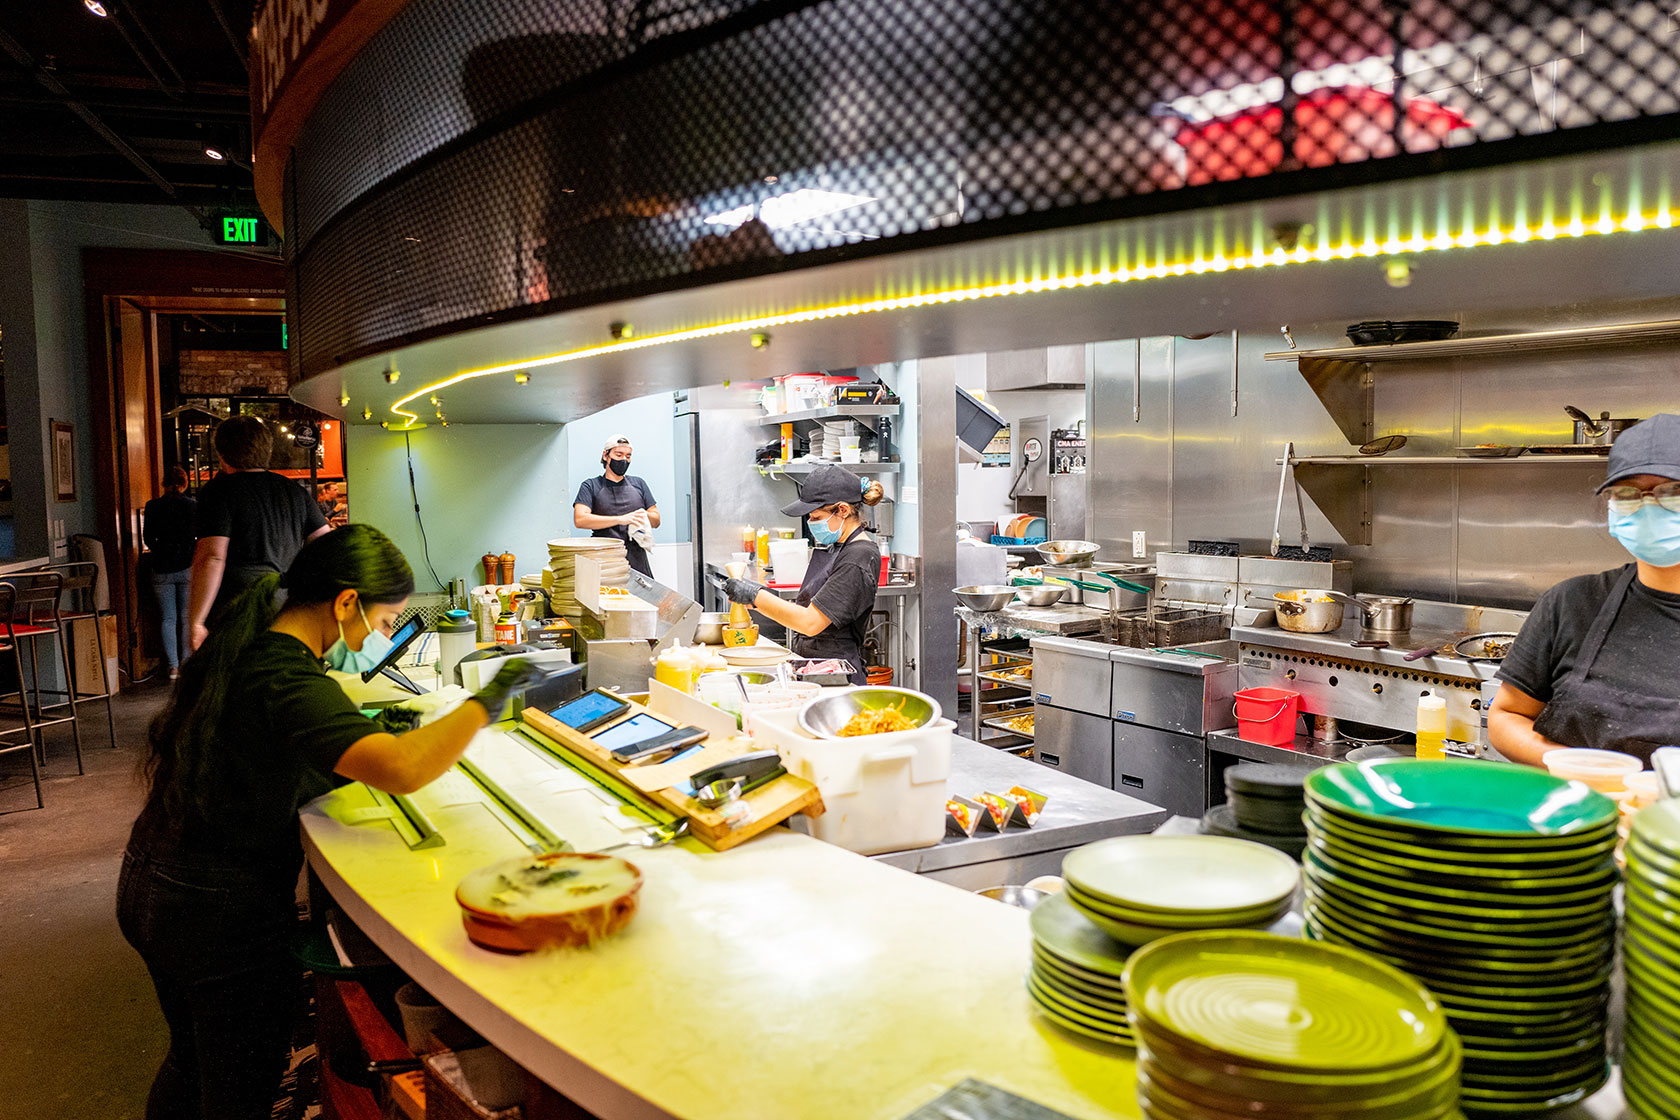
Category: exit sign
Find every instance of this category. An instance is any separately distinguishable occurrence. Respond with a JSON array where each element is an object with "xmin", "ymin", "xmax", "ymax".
[{"xmin": 215, "ymin": 212, "xmax": 268, "ymax": 246}]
